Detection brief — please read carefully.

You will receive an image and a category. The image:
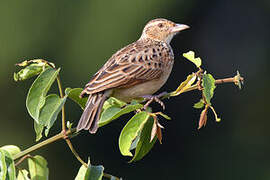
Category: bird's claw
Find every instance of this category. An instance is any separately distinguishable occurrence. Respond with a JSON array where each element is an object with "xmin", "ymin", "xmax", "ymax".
[{"xmin": 142, "ymin": 92, "xmax": 167, "ymax": 110}]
